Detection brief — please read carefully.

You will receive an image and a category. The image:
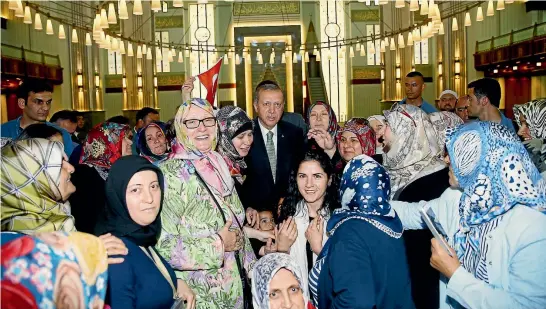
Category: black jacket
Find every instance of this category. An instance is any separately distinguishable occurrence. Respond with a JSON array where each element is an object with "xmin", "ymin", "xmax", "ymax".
[{"xmin": 240, "ymin": 119, "xmax": 304, "ymax": 212}]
